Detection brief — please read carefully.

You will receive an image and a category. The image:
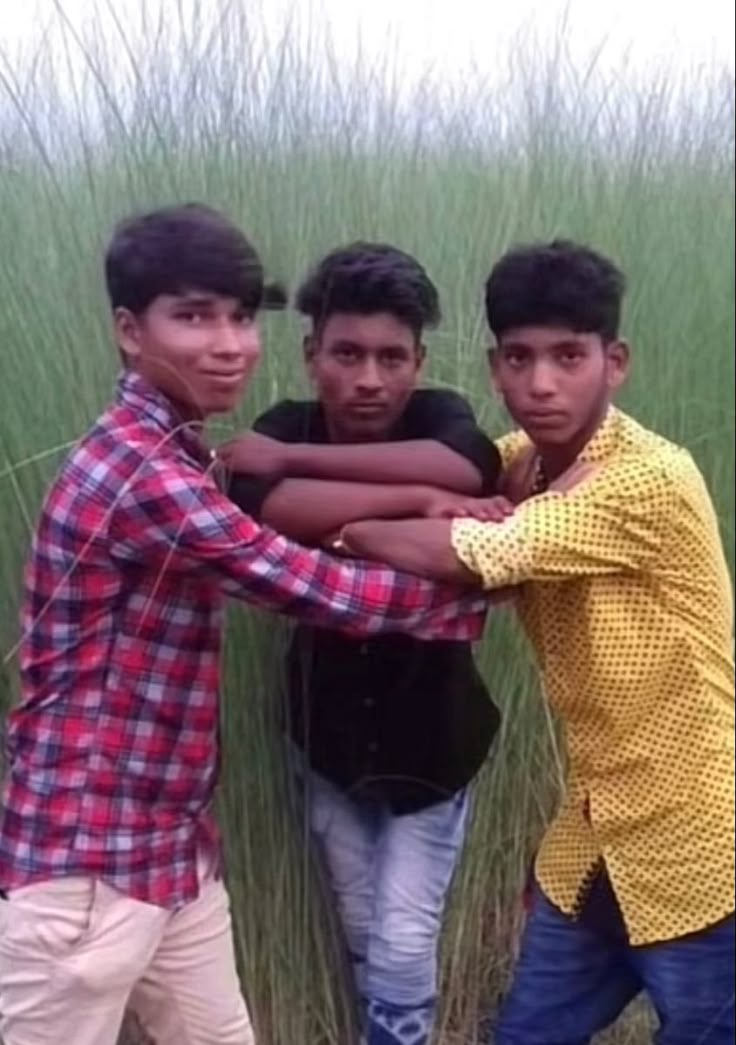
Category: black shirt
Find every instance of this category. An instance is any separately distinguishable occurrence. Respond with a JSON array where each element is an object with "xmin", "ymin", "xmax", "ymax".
[{"xmin": 229, "ymin": 389, "xmax": 502, "ymax": 814}]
